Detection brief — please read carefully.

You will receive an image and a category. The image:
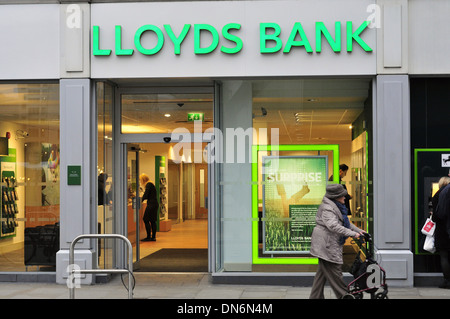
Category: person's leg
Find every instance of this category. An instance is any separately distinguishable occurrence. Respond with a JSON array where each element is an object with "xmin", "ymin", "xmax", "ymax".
[
  {"xmin": 309, "ymin": 259, "xmax": 326, "ymax": 299},
  {"xmin": 439, "ymin": 250, "xmax": 450, "ymax": 288},
  {"xmin": 142, "ymin": 220, "xmax": 151, "ymax": 241},
  {"xmin": 321, "ymin": 259, "xmax": 348, "ymax": 298},
  {"xmin": 150, "ymin": 220, "xmax": 157, "ymax": 240}
]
